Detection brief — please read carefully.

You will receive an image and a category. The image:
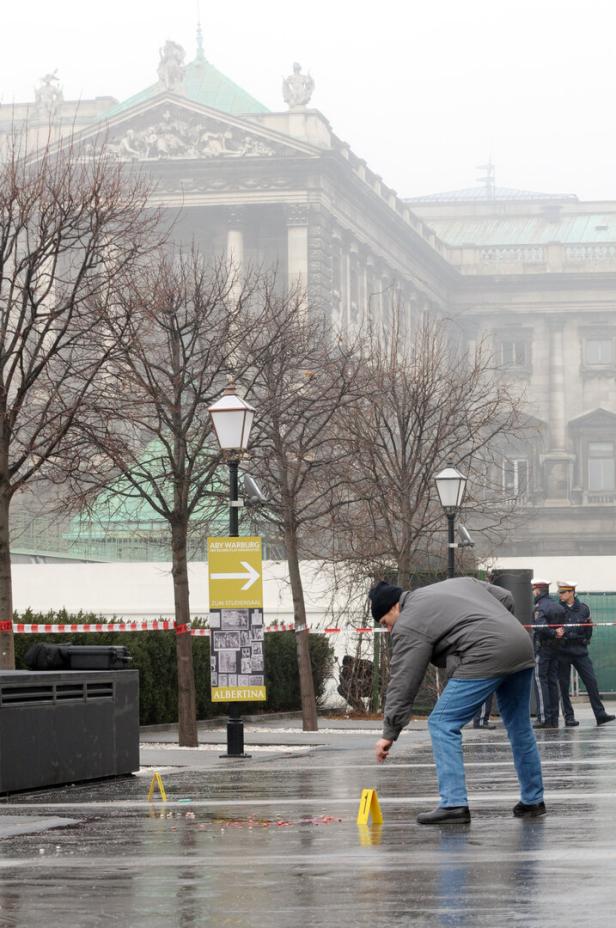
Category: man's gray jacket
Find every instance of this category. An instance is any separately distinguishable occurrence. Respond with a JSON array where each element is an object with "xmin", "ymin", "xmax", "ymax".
[{"xmin": 382, "ymin": 577, "xmax": 535, "ymax": 741}]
